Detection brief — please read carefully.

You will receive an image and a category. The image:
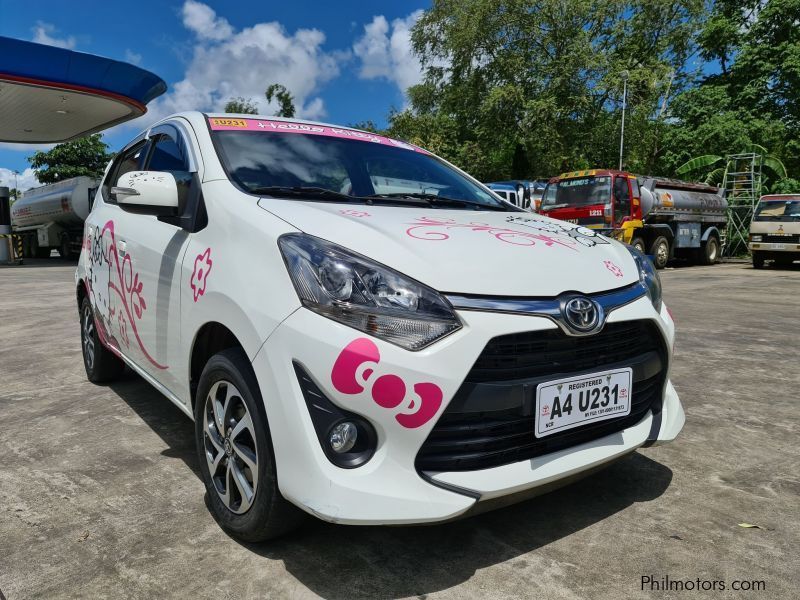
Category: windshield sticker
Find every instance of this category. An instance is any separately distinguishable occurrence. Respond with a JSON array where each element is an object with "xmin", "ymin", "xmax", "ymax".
[
  {"xmin": 604, "ymin": 260, "xmax": 624, "ymax": 278},
  {"xmin": 190, "ymin": 247, "xmax": 213, "ymax": 302},
  {"xmin": 208, "ymin": 117, "xmax": 428, "ymax": 154},
  {"xmin": 404, "ymin": 216, "xmax": 609, "ymax": 250},
  {"xmin": 331, "ymin": 338, "xmax": 443, "ymax": 429}
]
